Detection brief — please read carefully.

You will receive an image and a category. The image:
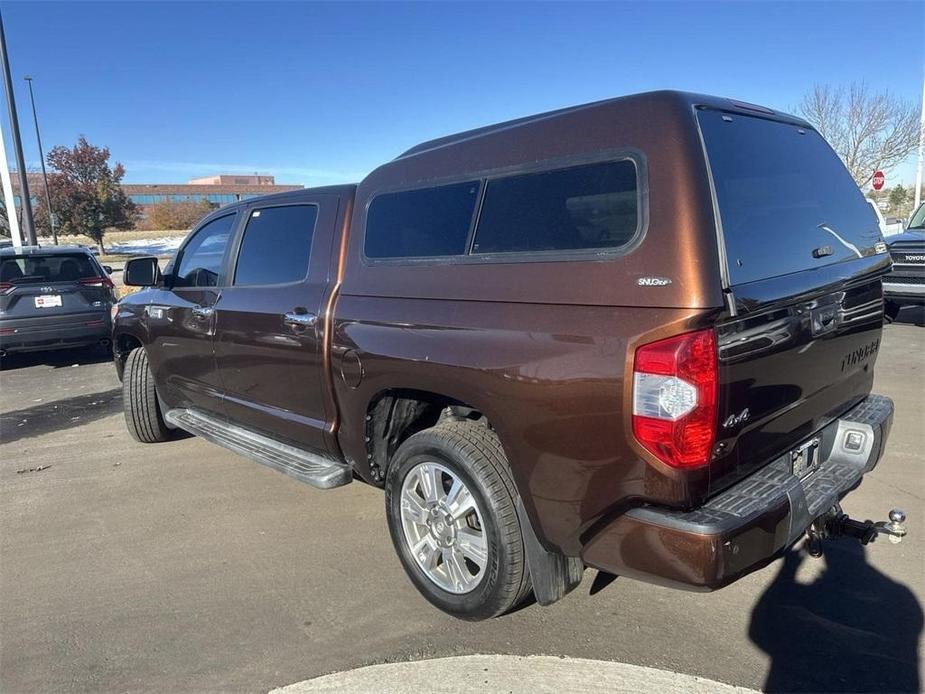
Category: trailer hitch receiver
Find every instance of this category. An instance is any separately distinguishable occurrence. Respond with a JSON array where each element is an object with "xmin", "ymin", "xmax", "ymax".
[{"xmin": 806, "ymin": 506, "xmax": 907, "ymax": 557}]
